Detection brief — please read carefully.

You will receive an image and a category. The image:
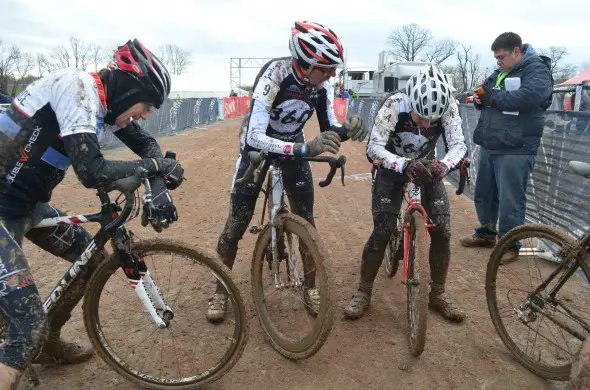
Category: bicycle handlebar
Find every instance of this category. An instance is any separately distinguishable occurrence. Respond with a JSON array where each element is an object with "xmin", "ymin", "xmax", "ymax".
[
  {"xmin": 302, "ymin": 155, "xmax": 347, "ymax": 187},
  {"xmin": 101, "ymin": 167, "xmax": 148, "ymax": 232},
  {"xmin": 236, "ymin": 151, "xmax": 347, "ymax": 187},
  {"xmin": 372, "ymin": 157, "xmax": 471, "ymax": 195}
]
